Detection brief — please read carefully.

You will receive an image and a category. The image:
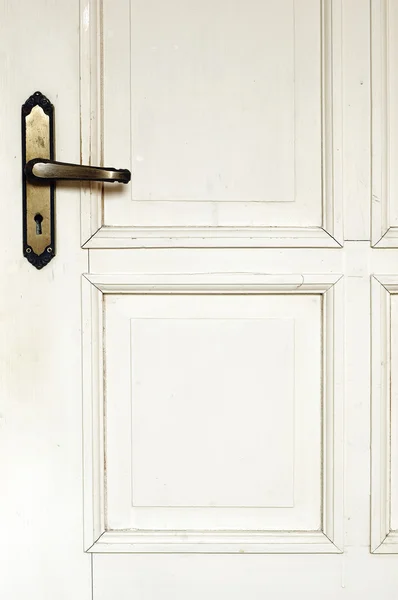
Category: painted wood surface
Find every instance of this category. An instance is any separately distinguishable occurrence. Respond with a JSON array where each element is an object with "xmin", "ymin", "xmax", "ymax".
[
  {"xmin": 0, "ymin": 0, "xmax": 91, "ymax": 599},
  {"xmin": 3, "ymin": 1, "xmax": 398, "ymax": 599}
]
